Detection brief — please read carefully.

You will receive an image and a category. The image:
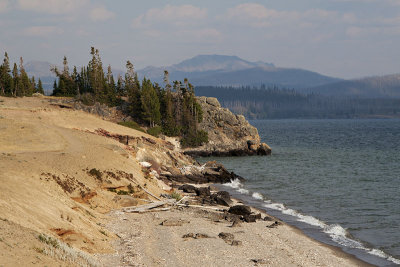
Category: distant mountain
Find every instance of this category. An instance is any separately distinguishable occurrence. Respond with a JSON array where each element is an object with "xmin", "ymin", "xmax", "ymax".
[
  {"xmin": 305, "ymin": 74, "xmax": 400, "ymax": 98},
  {"xmin": 25, "ymin": 61, "xmax": 56, "ymax": 93},
  {"xmin": 138, "ymin": 55, "xmax": 340, "ymax": 88}
]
